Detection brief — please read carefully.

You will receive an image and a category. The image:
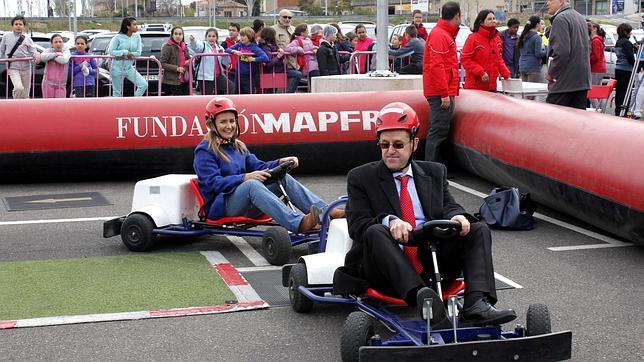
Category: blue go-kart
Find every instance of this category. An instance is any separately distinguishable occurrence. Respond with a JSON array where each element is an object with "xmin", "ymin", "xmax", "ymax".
[
  {"xmin": 282, "ymin": 211, "xmax": 572, "ymax": 362},
  {"xmin": 103, "ymin": 161, "xmax": 320, "ymax": 265}
]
